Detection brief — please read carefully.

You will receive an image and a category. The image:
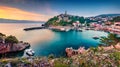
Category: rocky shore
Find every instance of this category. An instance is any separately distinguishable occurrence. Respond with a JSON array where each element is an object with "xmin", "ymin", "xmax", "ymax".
[
  {"xmin": 65, "ymin": 43, "xmax": 120, "ymax": 57},
  {"xmin": 0, "ymin": 42, "xmax": 30, "ymax": 58},
  {"xmin": 0, "ymin": 32, "xmax": 30, "ymax": 58},
  {"xmin": 0, "ymin": 45, "xmax": 120, "ymax": 67}
]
